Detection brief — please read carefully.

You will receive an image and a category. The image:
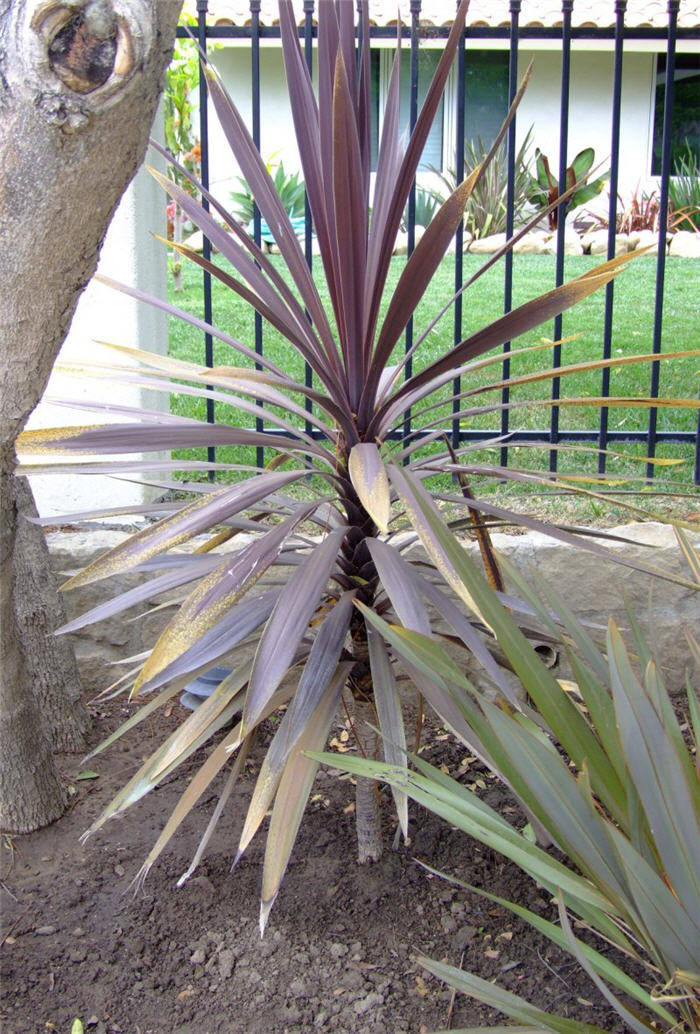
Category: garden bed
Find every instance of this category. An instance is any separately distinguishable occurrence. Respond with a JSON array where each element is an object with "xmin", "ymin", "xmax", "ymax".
[{"xmin": 1, "ymin": 699, "xmax": 628, "ymax": 1034}]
